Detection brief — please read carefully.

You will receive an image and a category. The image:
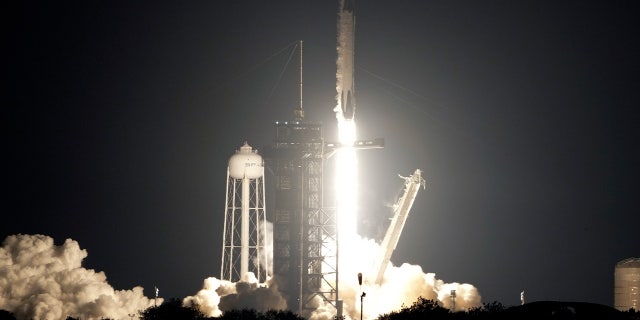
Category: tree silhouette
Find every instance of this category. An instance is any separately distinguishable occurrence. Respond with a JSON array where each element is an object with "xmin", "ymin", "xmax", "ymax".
[
  {"xmin": 0, "ymin": 310, "xmax": 16, "ymax": 320},
  {"xmin": 140, "ymin": 298, "xmax": 208, "ymax": 320},
  {"xmin": 218, "ymin": 309, "xmax": 259, "ymax": 320},
  {"xmin": 218, "ymin": 308, "xmax": 304, "ymax": 320},
  {"xmin": 623, "ymin": 308, "xmax": 640, "ymax": 320},
  {"xmin": 378, "ymin": 297, "xmax": 450, "ymax": 320},
  {"xmin": 261, "ymin": 309, "xmax": 305, "ymax": 320}
]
